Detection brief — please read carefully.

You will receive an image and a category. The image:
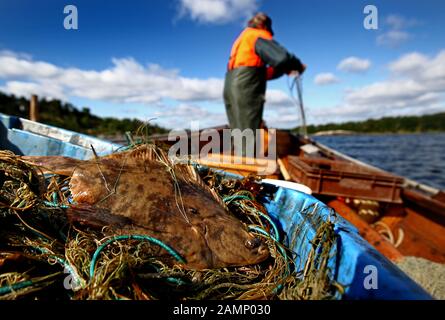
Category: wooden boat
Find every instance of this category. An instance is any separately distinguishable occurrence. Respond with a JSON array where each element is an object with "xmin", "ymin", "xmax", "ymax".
[
  {"xmin": 0, "ymin": 113, "xmax": 432, "ymax": 299},
  {"xmin": 149, "ymin": 126, "xmax": 445, "ymax": 265}
]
